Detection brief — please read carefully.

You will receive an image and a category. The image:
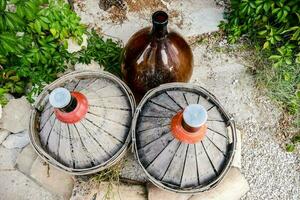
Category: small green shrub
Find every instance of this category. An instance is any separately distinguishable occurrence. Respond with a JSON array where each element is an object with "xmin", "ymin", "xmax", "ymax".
[
  {"xmin": 0, "ymin": 0, "xmax": 85, "ymax": 103},
  {"xmin": 0, "ymin": 0, "xmax": 123, "ymax": 105},
  {"xmin": 73, "ymin": 30, "xmax": 123, "ymax": 77},
  {"xmin": 220, "ymin": 0, "xmax": 300, "ymax": 115}
]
